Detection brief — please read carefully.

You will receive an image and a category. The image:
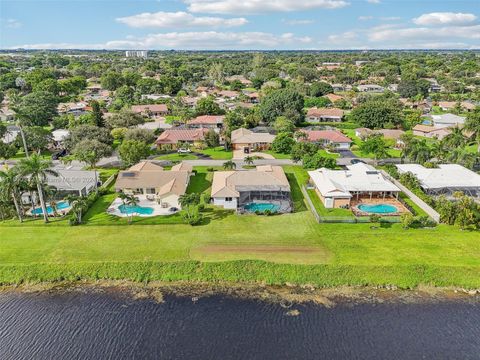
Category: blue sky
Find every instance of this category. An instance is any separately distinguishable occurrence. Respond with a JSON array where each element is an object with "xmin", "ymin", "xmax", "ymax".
[{"xmin": 1, "ymin": 0, "xmax": 478, "ymax": 50}]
